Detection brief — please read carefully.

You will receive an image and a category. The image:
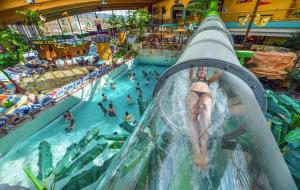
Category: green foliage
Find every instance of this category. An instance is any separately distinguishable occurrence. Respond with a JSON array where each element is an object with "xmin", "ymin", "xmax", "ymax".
[
  {"xmin": 23, "ymin": 168, "xmax": 45, "ymax": 190},
  {"xmin": 37, "ymin": 141, "xmax": 53, "ymax": 181},
  {"xmin": 104, "ymin": 9, "xmax": 149, "ymax": 41},
  {"xmin": 106, "ymin": 14, "xmax": 126, "ymax": 30},
  {"xmin": 54, "ymin": 143, "xmax": 108, "ymax": 182},
  {"xmin": 54, "ymin": 128, "xmax": 100, "ymax": 175},
  {"xmin": 113, "ymin": 43, "xmax": 130, "ymax": 59},
  {"xmin": 123, "ymin": 9, "xmax": 150, "ymax": 41},
  {"xmin": 265, "ymin": 90, "xmax": 300, "ymax": 183},
  {"xmin": 16, "ymin": 10, "xmax": 44, "ymax": 27},
  {"xmin": 61, "ymin": 155, "xmax": 116, "ymax": 190},
  {"xmin": 119, "ymin": 122, "xmax": 135, "ymax": 133},
  {"xmin": 285, "ymin": 128, "xmax": 300, "ymax": 143},
  {"xmin": 129, "ymin": 49, "xmax": 138, "ymax": 58},
  {"xmin": 287, "ymin": 68, "xmax": 300, "ymax": 95},
  {"xmin": 101, "ymin": 134, "xmax": 128, "ymax": 141},
  {"xmin": 23, "ymin": 127, "xmax": 129, "ymax": 189},
  {"xmin": 294, "ymin": 11, "xmax": 300, "ymax": 18},
  {"xmin": 282, "ymin": 32, "xmax": 300, "ymax": 51},
  {"xmin": 0, "ymin": 28, "xmax": 30, "ymax": 67},
  {"xmin": 137, "ymin": 97, "xmax": 148, "ymax": 116},
  {"xmin": 287, "ymin": 68, "xmax": 300, "ymax": 82},
  {"xmin": 186, "ymin": 0, "xmax": 213, "ymax": 20},
  {"xmin": 108, "ymin": 141, "xmax": 125, "ymax": 149}
]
